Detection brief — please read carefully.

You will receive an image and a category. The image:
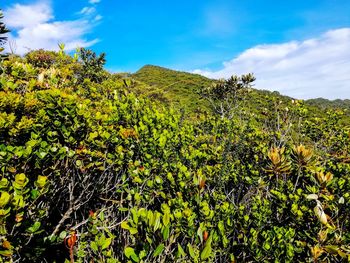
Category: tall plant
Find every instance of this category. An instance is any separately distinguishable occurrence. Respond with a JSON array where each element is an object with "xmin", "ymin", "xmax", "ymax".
[
  {"xmin": 200, "ymin": 73, "xmax": 255, "ymax": 119},
  {"xmin": 0, "ymin": 9, "xmax": 10, "ymax": 52}
]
